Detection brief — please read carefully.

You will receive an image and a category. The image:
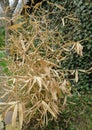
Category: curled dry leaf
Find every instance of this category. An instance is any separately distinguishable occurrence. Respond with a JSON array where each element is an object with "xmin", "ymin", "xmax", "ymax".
[
  {"xmin": 74, "ymin": 42, "xmax": 83, "ymax": 56},
  {"xmin": 61, "ymin": 80, "xmax": 71, "ymax": 96}
]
